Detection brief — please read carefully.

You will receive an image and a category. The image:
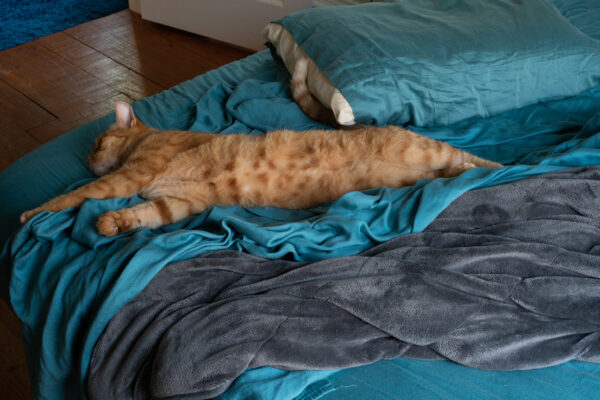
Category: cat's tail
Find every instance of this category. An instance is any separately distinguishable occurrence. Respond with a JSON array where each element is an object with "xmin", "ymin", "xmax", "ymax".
[
  {"xmin": 290, "ymin": 57, "xmax": 339, "ymax": 127},
  {"xmin": 439, "ymin": 151, "xmax": 502, "ymax": 178},
  {"xmin": 463, "ymin": 153, "xmax": 503, "ymax": 169}
]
